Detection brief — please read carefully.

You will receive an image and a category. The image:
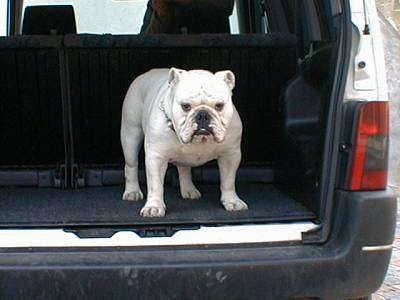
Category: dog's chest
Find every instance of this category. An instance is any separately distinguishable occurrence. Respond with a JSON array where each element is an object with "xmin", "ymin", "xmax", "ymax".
[{"xmin": 168, "ymin": 145, "xmax": 218, "ymax": 167}]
